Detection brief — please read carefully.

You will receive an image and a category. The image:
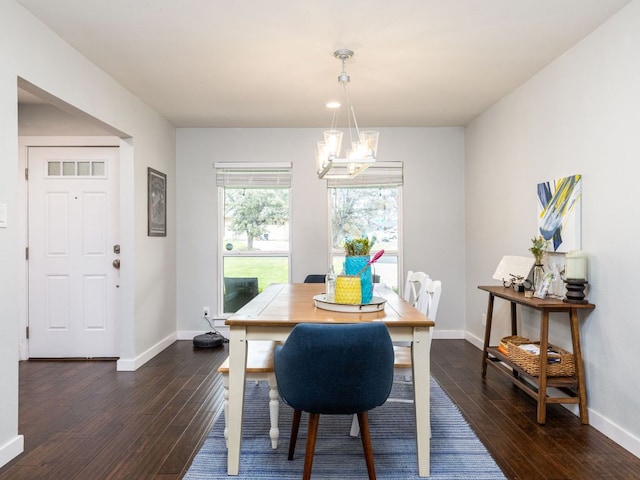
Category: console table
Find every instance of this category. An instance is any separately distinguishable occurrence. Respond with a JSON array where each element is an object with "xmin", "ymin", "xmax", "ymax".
[{"xmin": 479, "ymin": 285, "xmax": 595, "ymax": 424}]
